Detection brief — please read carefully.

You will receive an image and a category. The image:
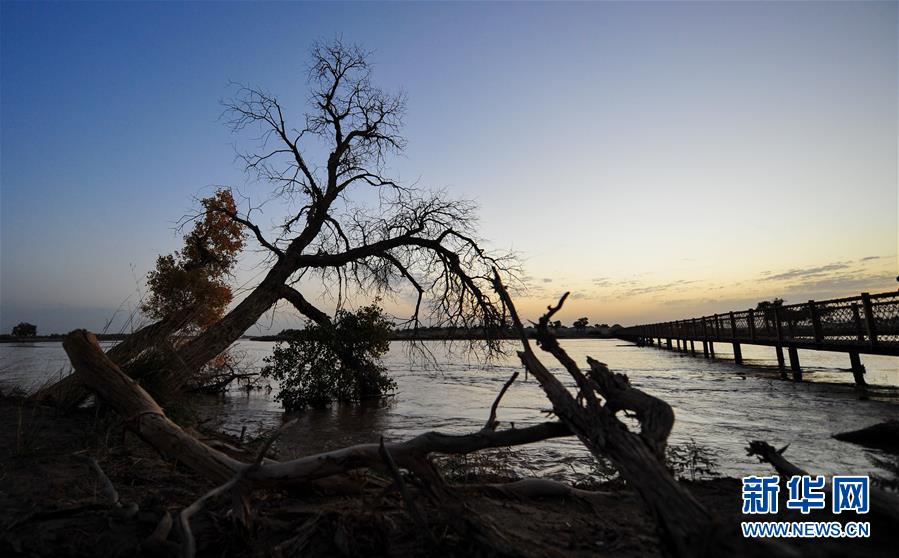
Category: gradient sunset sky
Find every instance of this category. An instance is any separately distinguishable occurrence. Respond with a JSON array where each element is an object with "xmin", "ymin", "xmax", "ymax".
[{"xmin": 2, "ymin": 1, "xmax": 896, "ymax": 334}]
